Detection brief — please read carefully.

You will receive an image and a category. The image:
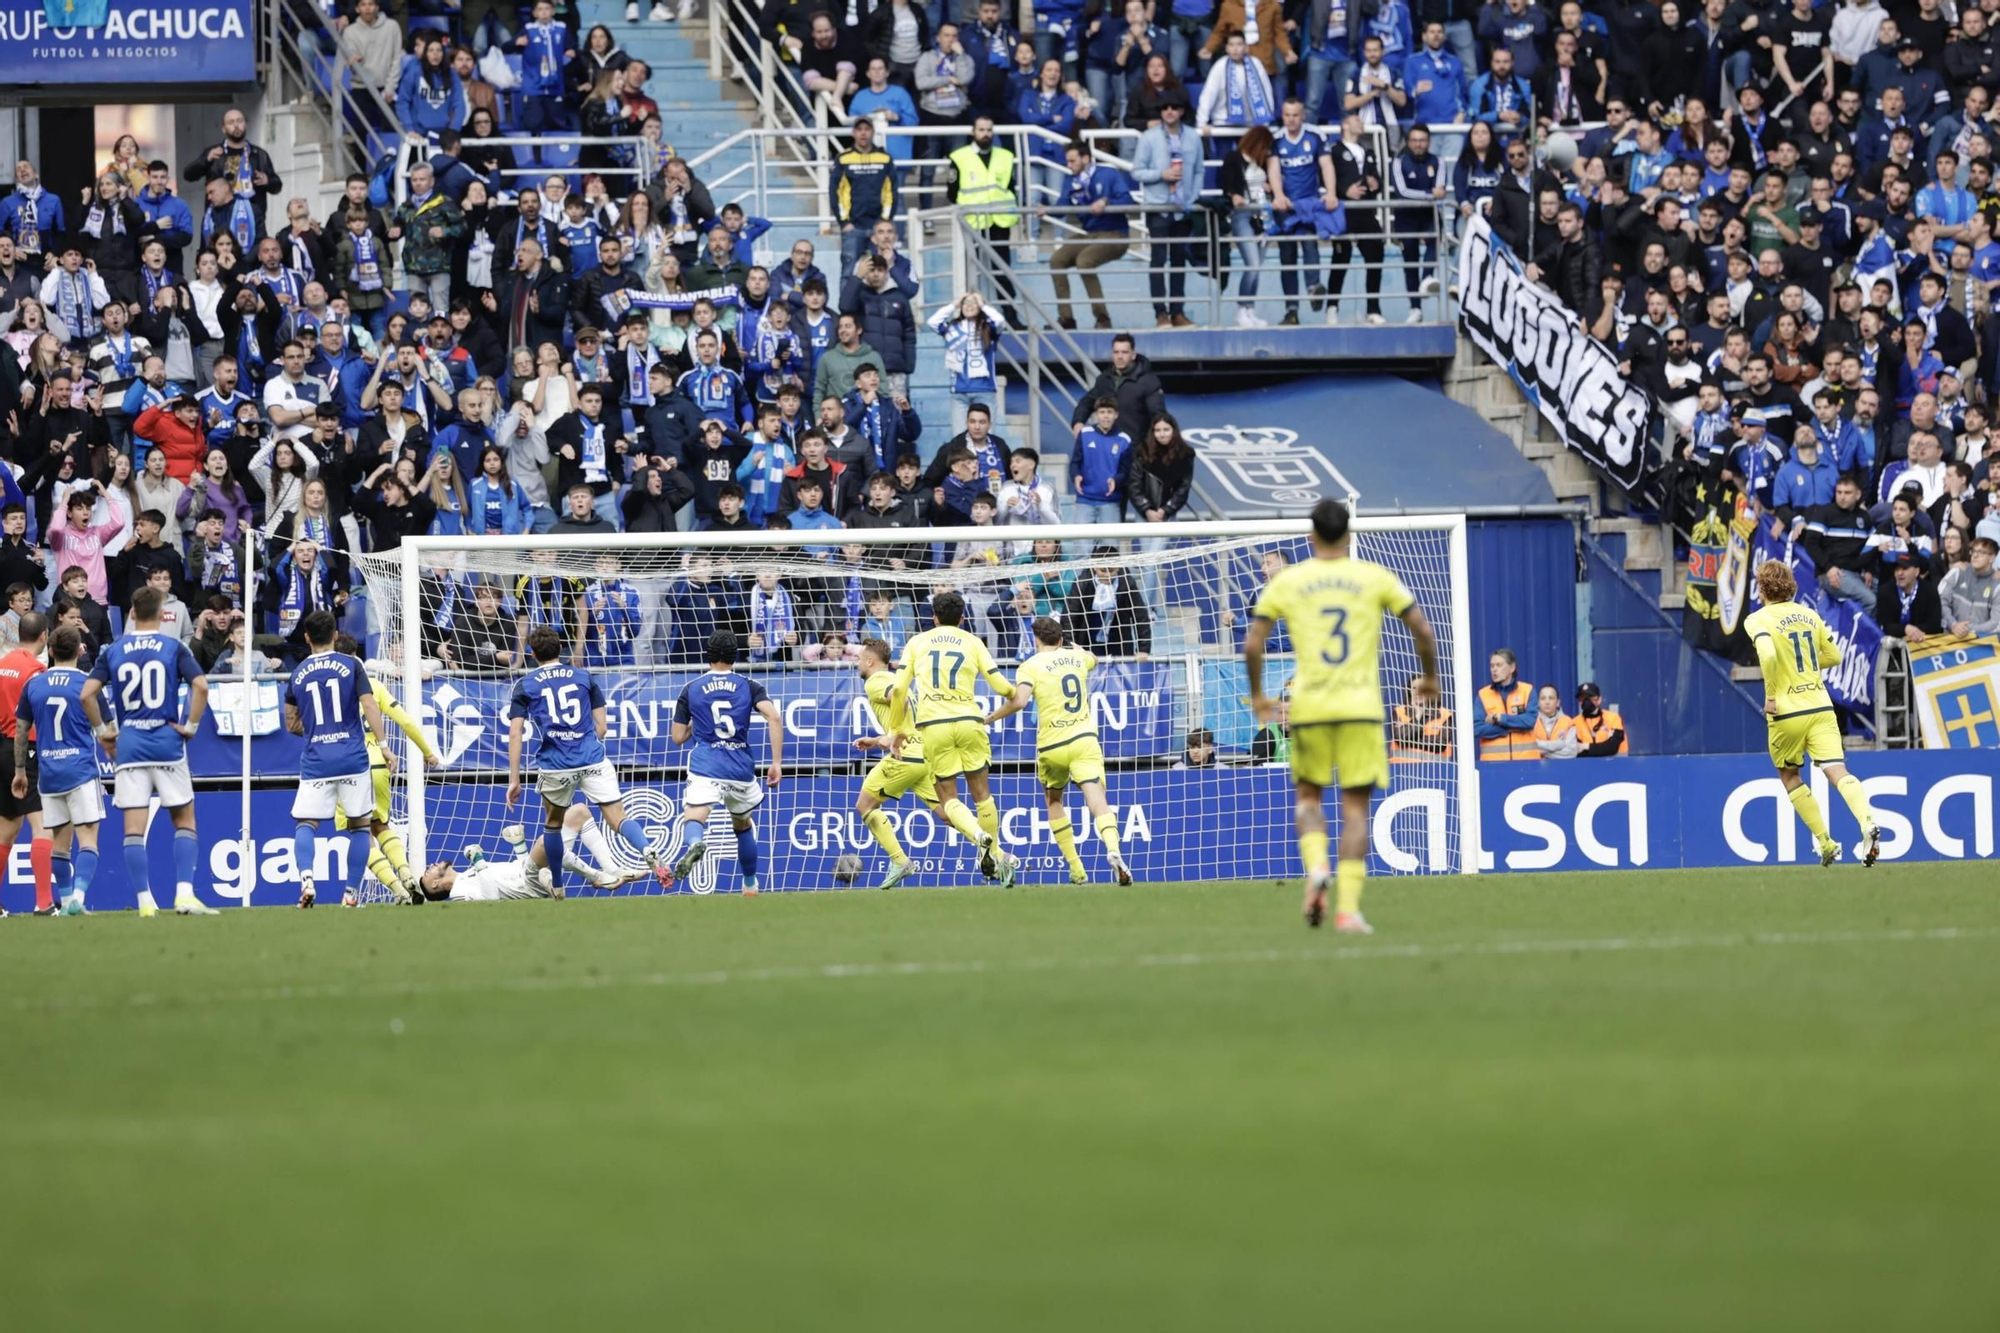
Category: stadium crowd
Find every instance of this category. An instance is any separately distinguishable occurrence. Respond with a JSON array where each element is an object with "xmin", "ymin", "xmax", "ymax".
[{"xmin": 0, "ymin": 84, "xmax": 1203, "ymax": 672}]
